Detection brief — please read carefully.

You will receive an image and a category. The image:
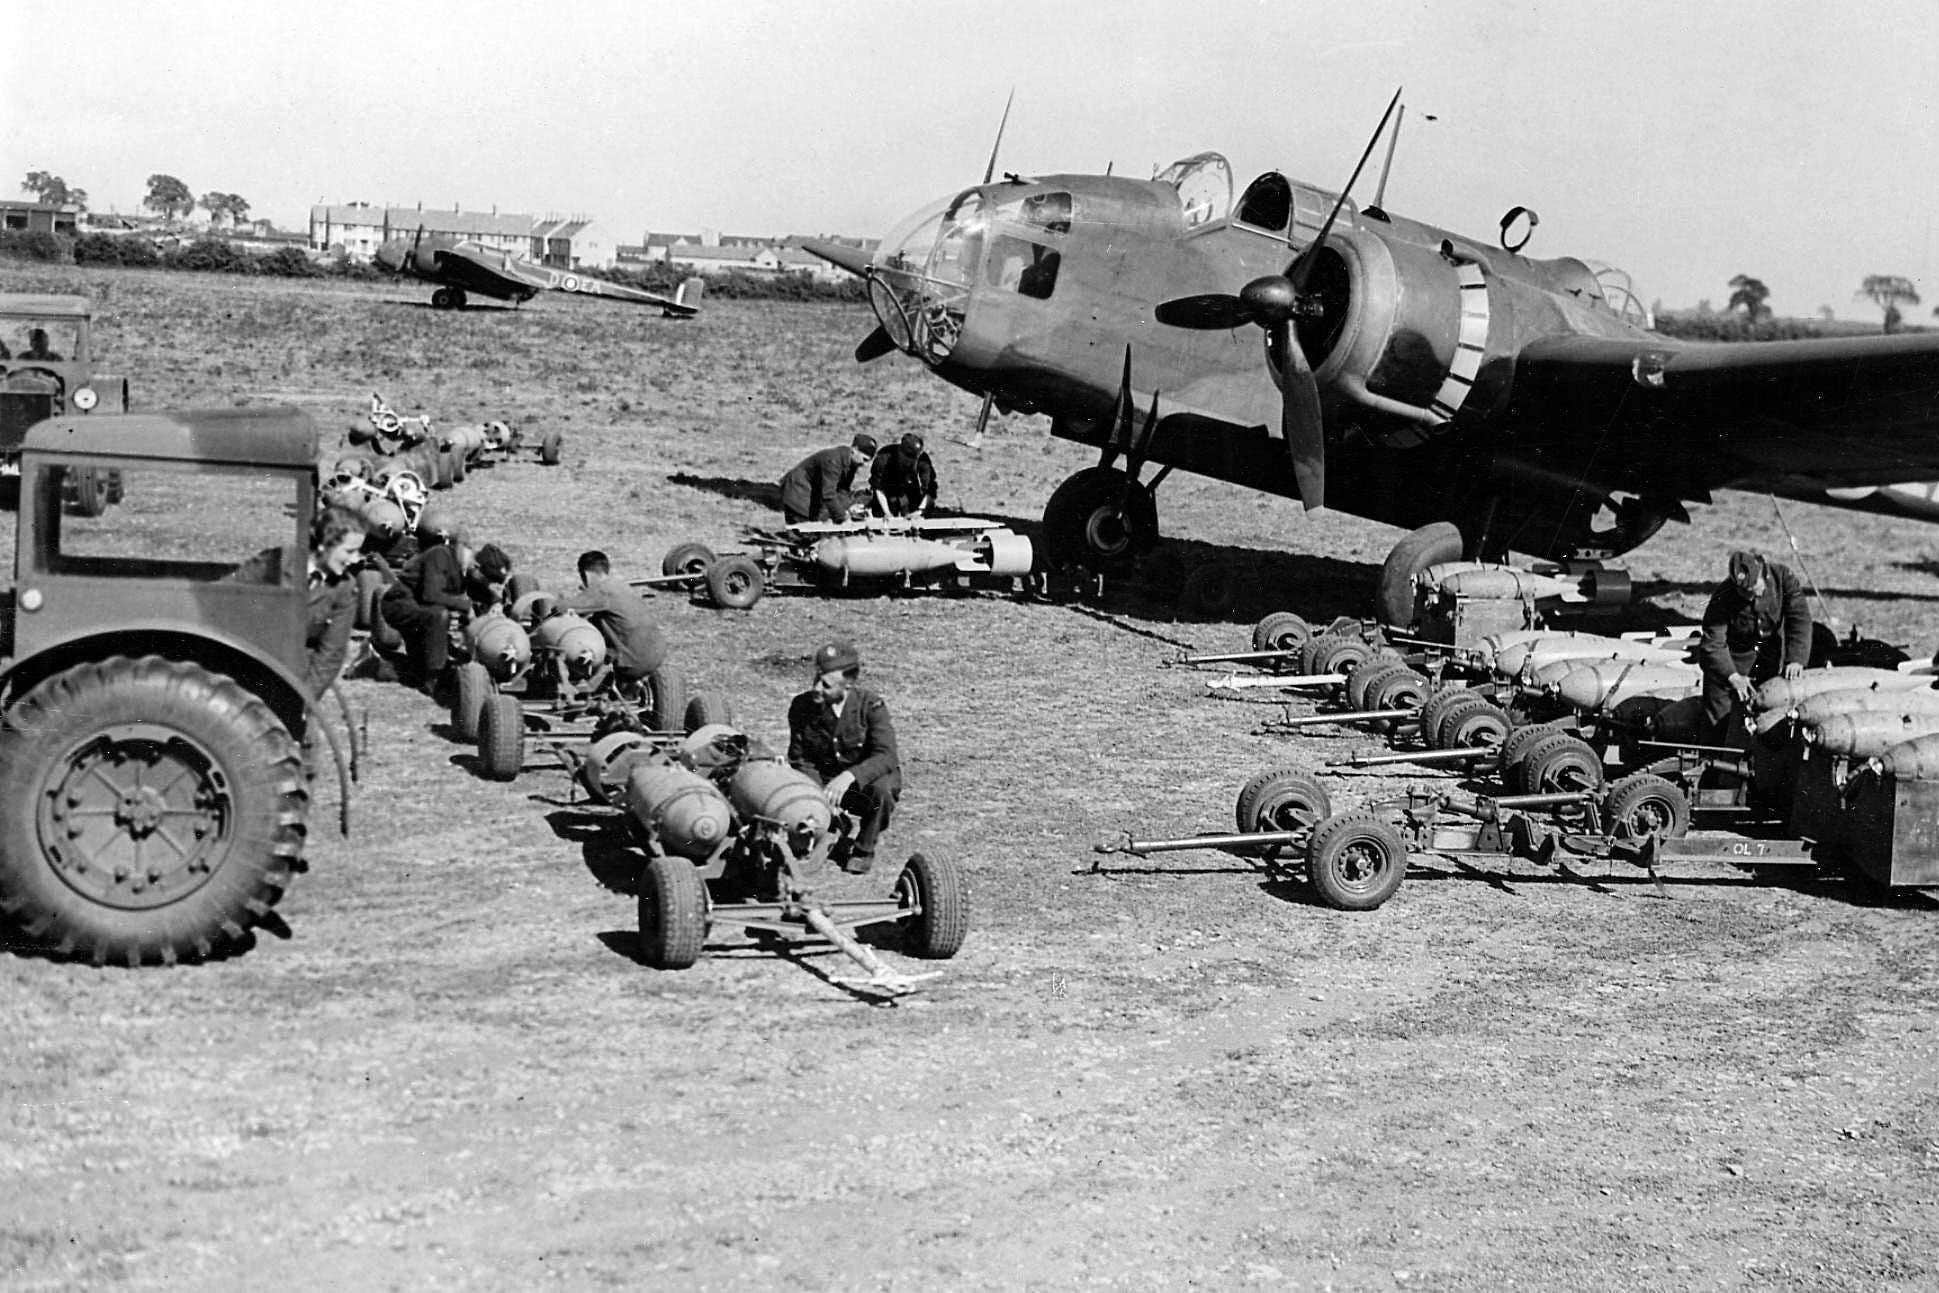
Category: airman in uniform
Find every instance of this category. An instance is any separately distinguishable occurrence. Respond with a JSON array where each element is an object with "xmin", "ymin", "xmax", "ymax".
[
  {"xmin": 780, "ymin": 433, "xmax": 877, "ymax": 524},
  {"xmin": 1699, "ymin": 548, "xmax": 1813, "ymax": 738},
  {"xmin": 787, "ymin": 640, "xmax": 900, "ymax": 874}
]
